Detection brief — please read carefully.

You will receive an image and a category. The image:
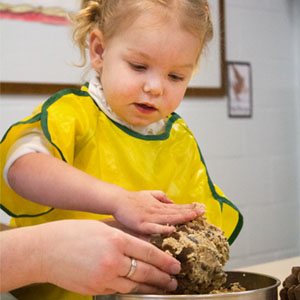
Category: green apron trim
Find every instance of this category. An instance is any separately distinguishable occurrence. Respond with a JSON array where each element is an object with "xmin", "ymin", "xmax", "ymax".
[
  {"xmin": 40, "ymin": 87, "xmax": 181, "ymax": 142},
  {"xmin": 228, "ymin": 212, "xmax": 243, "ymax": 245},
  {"xmin": 0, "ymin": 203, "xmax": 54, "ymax": 218},
  {"xmin": 197, "ymin": 144, "xmax": 243, "ymax": 245},
  {"xmin": 0, "ymin": 113, "xmax": 42, "ymax": 144},
  {"xmin": 40, "ymin": 88, "xmax": 90, "ymax": 162},
  {"xmin": 1, "ymin": 113, "xmax": 56, "ymax": 219},
  {"xmin": 110, "ymin": 112, "xmax": 181, "ymax": 141}
]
